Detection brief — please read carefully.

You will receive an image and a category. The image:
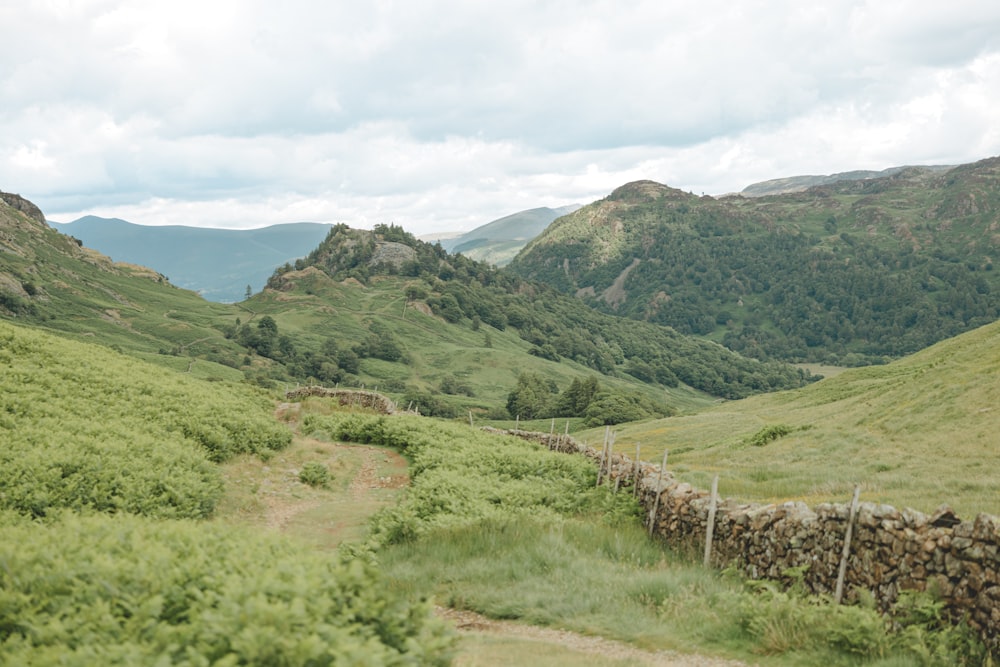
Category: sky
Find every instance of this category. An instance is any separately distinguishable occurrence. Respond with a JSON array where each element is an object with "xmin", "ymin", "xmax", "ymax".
[{"xmin": 2, "ymin": 1, "xmax": 1000, "ymax": 235}]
